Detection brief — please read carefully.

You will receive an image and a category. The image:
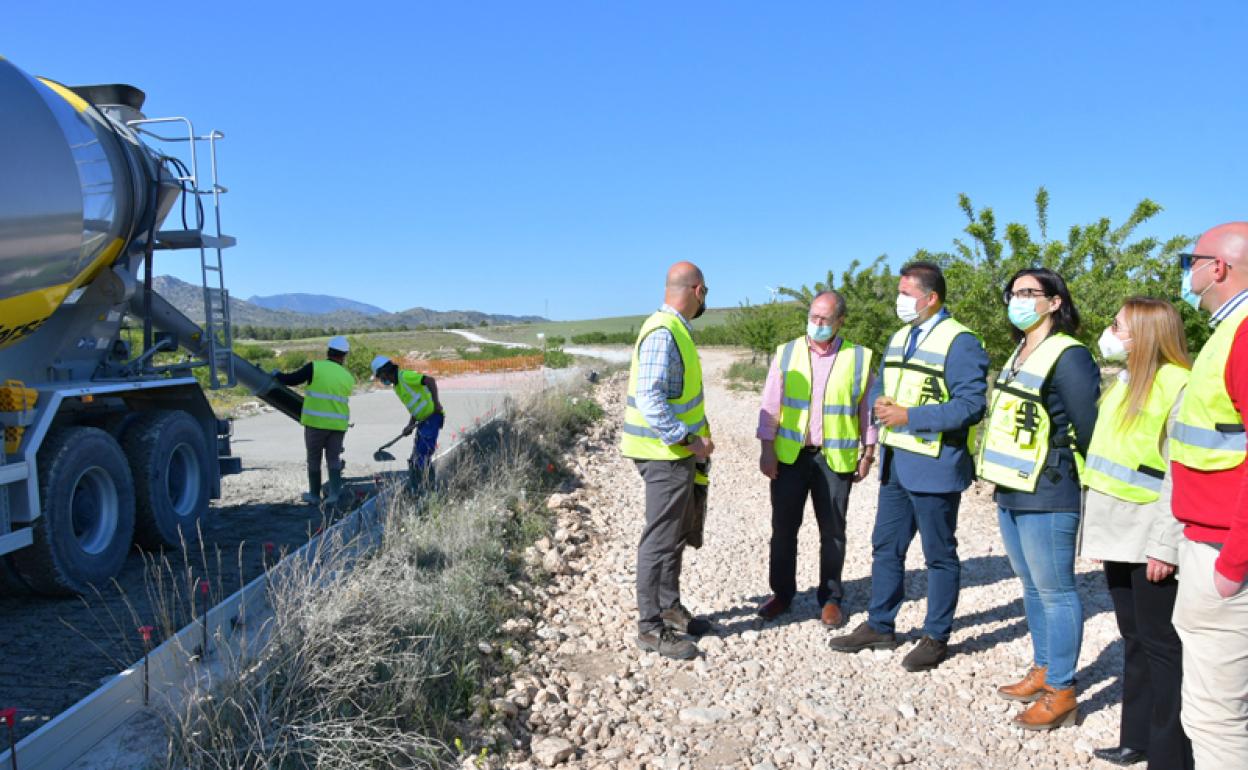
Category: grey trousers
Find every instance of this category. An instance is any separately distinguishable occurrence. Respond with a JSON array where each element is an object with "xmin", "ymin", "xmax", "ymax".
[
  {"xmin": 635, "ymin": 456, "xmax": 697, "ymax": 634},
  {"xmin": 305, "ymin": 427, "xmax": 345, "ymax": 473}
]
